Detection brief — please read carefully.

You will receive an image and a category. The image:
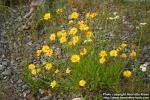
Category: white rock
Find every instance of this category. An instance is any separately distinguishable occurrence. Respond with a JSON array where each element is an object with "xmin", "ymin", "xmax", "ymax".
[
  {"xmin": 139, "ymin": 22, "xmax": 147, "ymax": 26},
  {"xmin": 143, "ymin": 62, "xmax": 150, "ymax": 66},
  {"xmin": 72, "ymin": 98, "xmax": 82, "ymax": 100},
  {"xmin": 114, "ymin": 15, "xmax": 120, "ymax": 19},
  {"xmin": 84, "ymin": 38, "xmax": 92, "ymax": 43},
  {"xmin": 2, "ymin": 69, "xmax": 11, "ymax": 76},
  {"xmin": 113, "ymin": 12, "xmax": 117, "ymax": 15},
  {"xmin": 108, "ymin": 17, "xmax": 114, "ymax": 20}
]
